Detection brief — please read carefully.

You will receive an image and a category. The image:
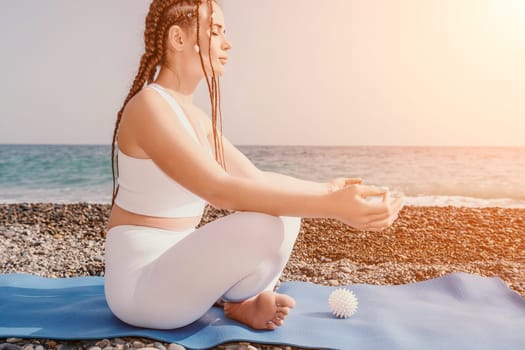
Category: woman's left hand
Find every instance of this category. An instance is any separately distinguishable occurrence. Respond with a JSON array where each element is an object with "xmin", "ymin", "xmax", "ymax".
[{"xmin": 328, "ymin": 177, "xmax": 363, "ymax": 192}]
